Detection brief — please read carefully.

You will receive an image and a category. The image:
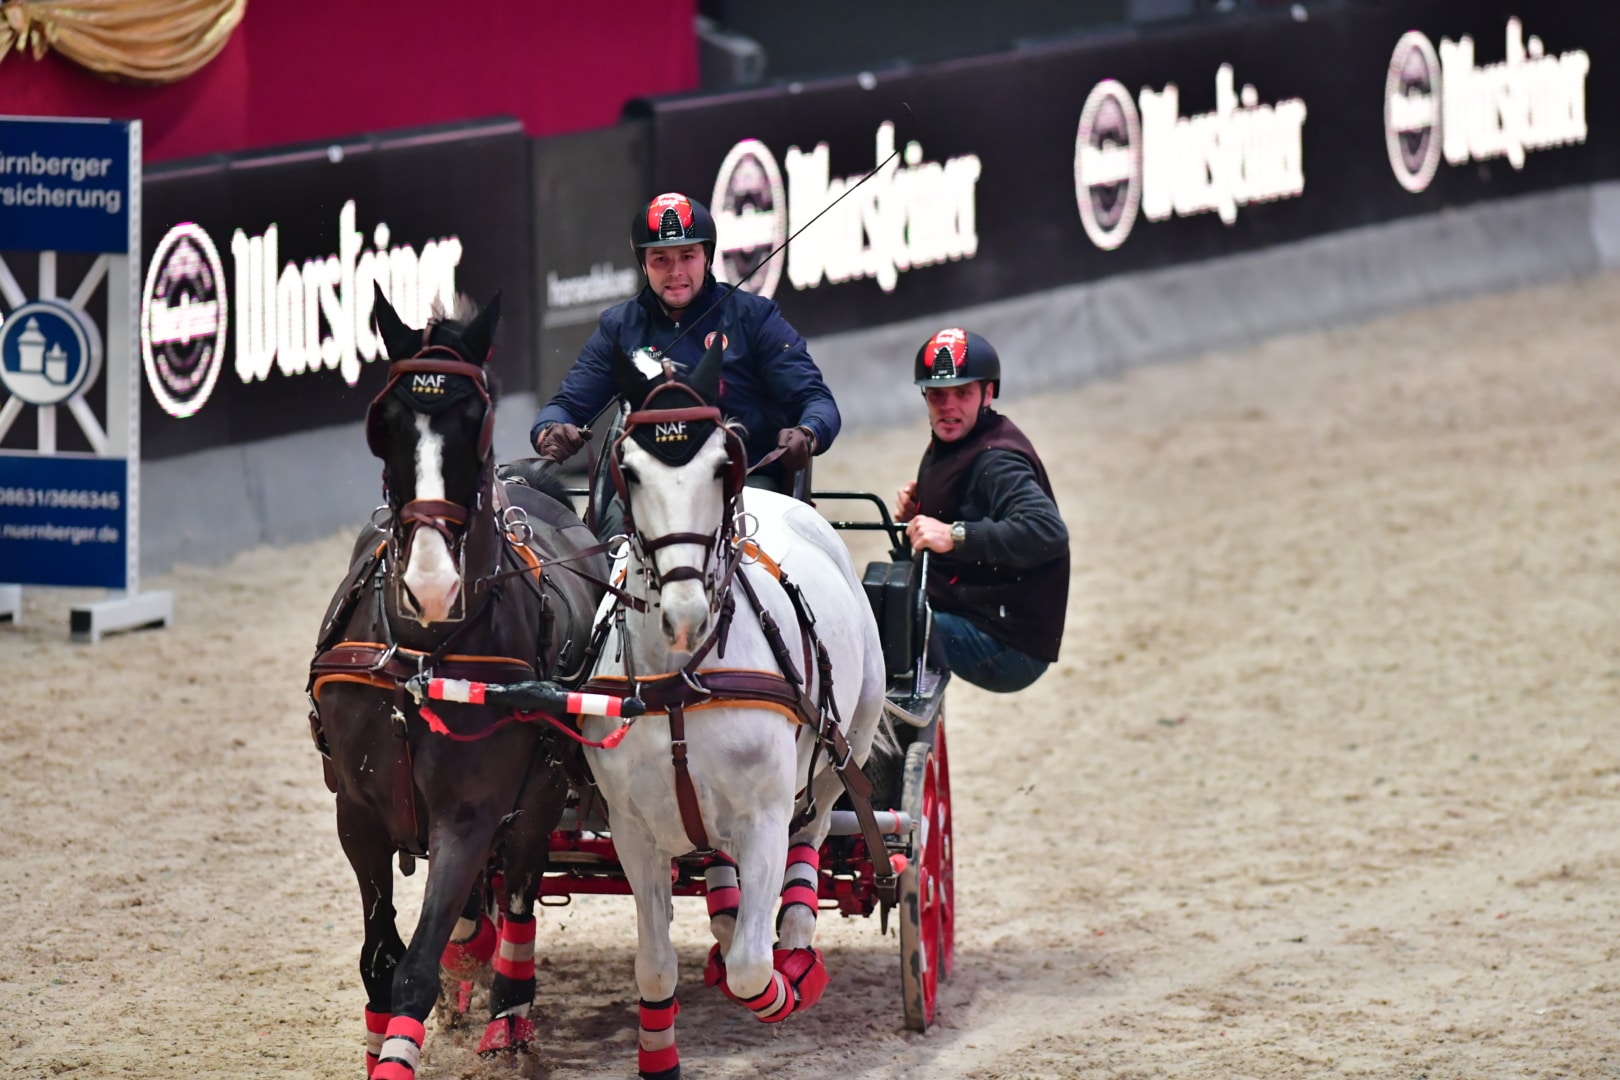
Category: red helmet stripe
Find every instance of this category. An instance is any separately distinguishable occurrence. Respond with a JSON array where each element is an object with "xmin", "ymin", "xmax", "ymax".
[
  {"xmin": 648, "ymin": 192, "xmax": 695, "ymax": 237},
  {"xmin": 925, "ymin": 327, "xmax": 968, "ymax": 375}
]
